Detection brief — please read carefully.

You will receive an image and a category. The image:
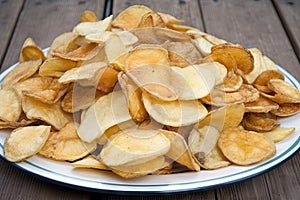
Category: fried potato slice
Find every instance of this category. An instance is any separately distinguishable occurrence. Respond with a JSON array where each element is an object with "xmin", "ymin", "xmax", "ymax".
[
  {"xmin": 267, "ymin": 79, "xmax": 300, "ymax": 103},
  {"xmin": 22, "ymin": 96, "xmax": 72, "ymax": 130},
  {"xmin": 15, "ymin": 77, "xmax": 68, "ymax": 104},
  {"xmin": 138, "ymin": 11, "xmax": 165, "ymax": 28},
  {"xmin": 39, "ymin": 122, "xmax": 89, "ymax": 161},
  {"xmin": 244, "ymin": 95, "xmax": 279, "ymax": 113},
  {"xmin": 4, "ymin": 125, "xmax": 51, "ymax": 162},
  {"xmin": 58, "ymin": 62, "xmax": 107, "ymax": 86},
  {"xmin": 261, "ymin": 127, "xmax": 295, "ymax": 143},
  {"xmin": 142, "ymin": 92, "xmax": 208, "ymax": 127},
  {"xmin": 125, "ymin": 45, "xmax": 169, "ymax": 71},
  {"xmin": 238, "ymin": 84, "xmax": 260, "ymax": 103},
  {"xmin": 270, "ymin": 103, "xmax": 300, "ymax": 117},
  {"xmin": 0, "ymin": 87, "xmax": 21, "ymax": 122},
  {"xmin": 244, "ymin": 48, "xmax": 265, "ymax": 84},
  {"xmin": 48, "ymin": 32, "xmax": 79, "ymax": 57},
  {"xmin": 216, "ymin": 71, "xmax": 243, "ymax": 92},
  {"xmin": 168, "ymin": 51, "xmax": 190, "ymax": 68},
  {"xmin": 96, "ymin": 67, "xmax": 119, "ymax": 93},
  {"xmin": 100, "ymin": 129, "xmax": 170, "ymax": 167},
  {"xmin": 156, "ymin": 129, "xmax": 200, "ymax": 171},
  {"xmin": 112, "ymin": 5, "xmax": 152, "ymax": 30},
  {"xmin": 80, "ymin": 10, "xmax": 98, "ymax": 22},
  {"xmin": 198, "ymin": 103, "xmax": 245, "ymax": 132},
  {"xmin": 242, "ymin": 113, "xmax": 280, "ymax": 132},
  {"xmin": 158, "ymin": 12, "xmax": 184, "ymax": 25},
  {"xmin": 211, "ymin": 44, "xmax": 254, "ymax": 75},
  {"xmin": 74, "ymin": 15, "xmax": 112, "ymax": 36},
  {"xmin": 19, "ymin": 37, "xmax": 46, "ymax": 62},
  {"xmin": 254, "ymin": 70, "xmax": 284, "ymax": 86},
  {"xmin": 0, "ymin": 118, "xmax": 37, "ymax": 129},
  {"xmin": 111, "ymin": 156, "xmax": 167, "ymax": 179},
  {"xmin": 201, "ymin": 89, "xmax": 245, "ymax": 106},
  {"xmin": 105, "ymin": 33, "xmax": 130, "ymax": 62},
  {"xmin": 218, "ymin": 128, "xmax": 276, "ymax": 165},
  {"xmin": 1, "ymin": 59, "xmax": 42, "ymax": 88},
  {"xmin": 195, "ymin": 36, "xmax": 214, "ymax": 56},
  {"xmin": 203, "ymin": 52, "xmax": 237, "ymax": 72},
  {"xmin": 194, "ymin": 62, "xmax": 227, "ymax": 85},
  {"xmin": 72, "ymin": 155, "xmax": 109, "ymax": 170},
  {"xmin": 77, "ymin": 90, "xmax": 131, "ymax": 142},
  {"xmin": 39, "ymin": 57, "xmax": 77, "ymax": 77}
]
